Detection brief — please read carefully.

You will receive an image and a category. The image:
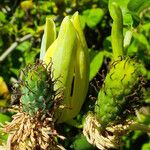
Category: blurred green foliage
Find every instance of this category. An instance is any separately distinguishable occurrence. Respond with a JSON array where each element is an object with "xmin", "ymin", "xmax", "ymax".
[{"xmin": 0, "ymin": 0, "xmax": 149, "ymax": 149}]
